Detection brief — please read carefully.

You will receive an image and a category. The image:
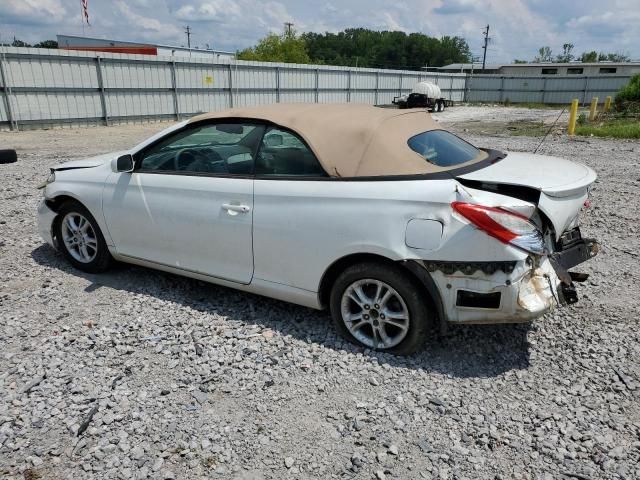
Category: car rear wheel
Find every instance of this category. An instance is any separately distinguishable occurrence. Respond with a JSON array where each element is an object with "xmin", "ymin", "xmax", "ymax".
[
  {"xmin": 55, "ymin": 200, "xmax": 112, "ymax": 273},
  {"xmin": 329, "ymin": 262, "xmax": 432, "ymax": 355}
]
